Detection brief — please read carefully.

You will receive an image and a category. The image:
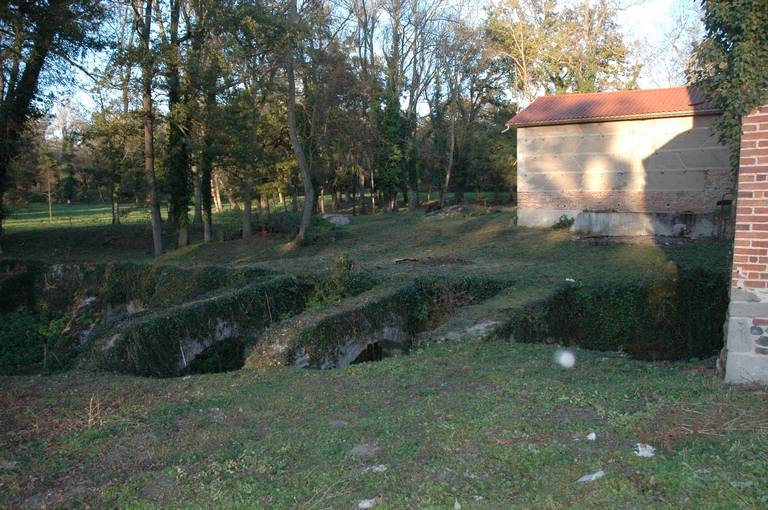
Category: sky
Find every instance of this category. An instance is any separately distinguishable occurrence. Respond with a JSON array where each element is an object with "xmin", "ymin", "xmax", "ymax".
[{"xmin": 619, "ymin": 0, "xmax": 704, "ymax": 88}]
